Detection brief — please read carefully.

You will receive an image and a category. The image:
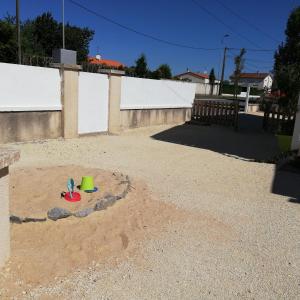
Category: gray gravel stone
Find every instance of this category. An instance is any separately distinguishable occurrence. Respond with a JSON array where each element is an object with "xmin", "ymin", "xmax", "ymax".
[
  {"xmin": 94, "ymin": 199, "xmax": 108, "ymax": 211},
  {"xmin": 73, "ymin": 207, "xmax": 94, "ymax": 218},
  {"xmin": 47, "ymin": 207, "xmax": 71, "ymax": 221},
  {"xmin": 105, "ymin": 194, "xmax": 122, "ymax": 202},
  {"xmin": 23, "ymin": 217, "xmax": 47, "ymax": 223},
  {"xmin": 10, "ymin": 215, "xmax": 23, "ymax": 224}
]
